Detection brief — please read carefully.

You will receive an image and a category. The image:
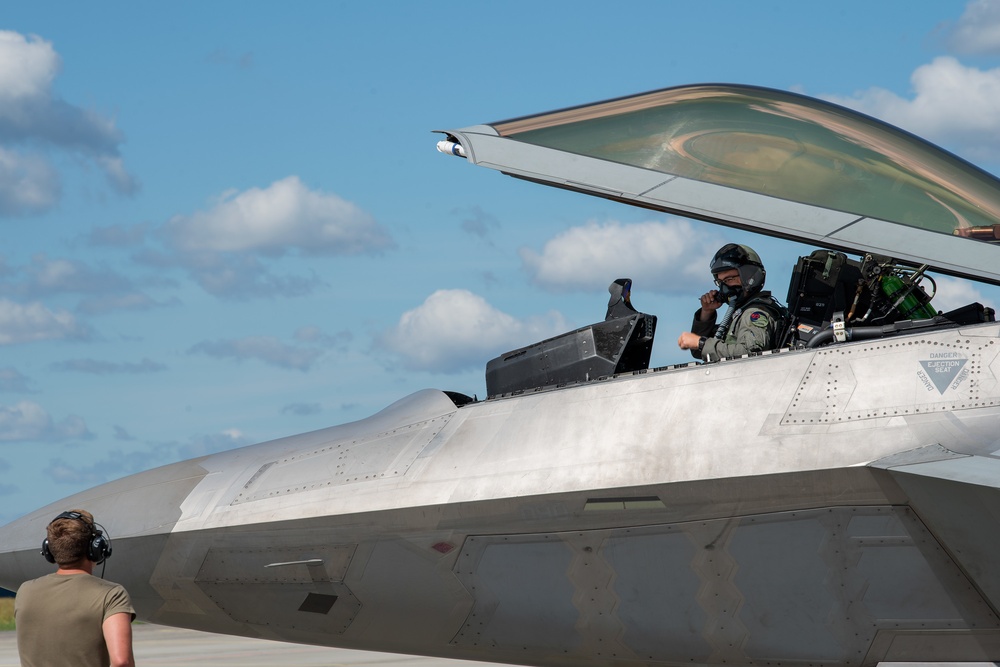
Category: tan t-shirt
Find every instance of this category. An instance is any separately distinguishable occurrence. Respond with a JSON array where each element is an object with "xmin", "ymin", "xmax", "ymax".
[{"xmin": 14, "ymin": 572, "xmax": 135, "ymax": 667}]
